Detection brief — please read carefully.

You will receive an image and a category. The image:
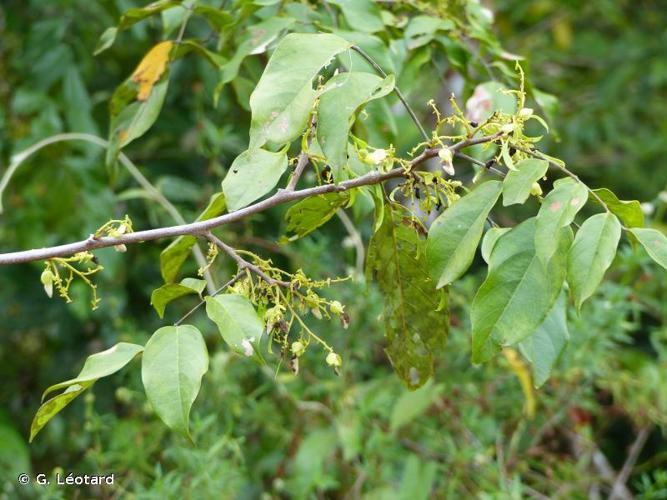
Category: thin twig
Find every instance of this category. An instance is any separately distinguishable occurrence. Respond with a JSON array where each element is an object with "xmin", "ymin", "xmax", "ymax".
[
  {"xmin": 0, "ymin": 132, "xmax": 216, "ymax": 293},
  {"xmin": 205, "ymin": 233, "xmax": 290, "ymax": 287},
  {"xmin": 174, "ymin": 271, "xmax": 242, "ymax": 326},
  {"xmin": 0, "ymin": 135, "xmax": 503, "ymax": 265},
  {"xmin": 514, "ymin": 144, "xmax": 611, "ymax": 214},
  {"xmin": 610, "ymin": 426, "xmax": 651, "ymax": 500},
  {"xmin": 351, "ymin": 45, "xmax": 430, "ymax": 142},
  {"xmin": 335, "ymin": 209, "xmax": 365, "ymax": 276}
]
